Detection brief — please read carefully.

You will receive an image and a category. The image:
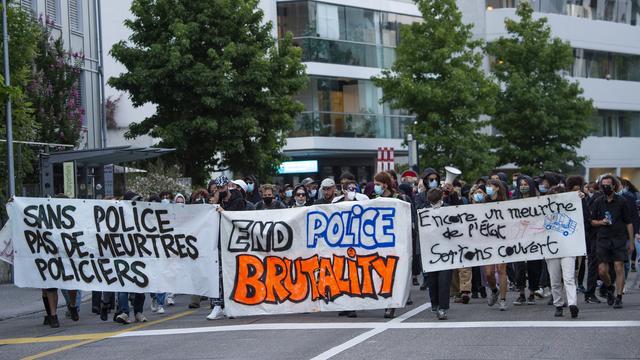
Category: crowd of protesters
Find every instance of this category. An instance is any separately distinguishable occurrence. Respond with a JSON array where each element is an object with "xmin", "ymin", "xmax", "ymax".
[{"xmin": 39, "ymin": 168, "xmax": 639, "ymax": 327}]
